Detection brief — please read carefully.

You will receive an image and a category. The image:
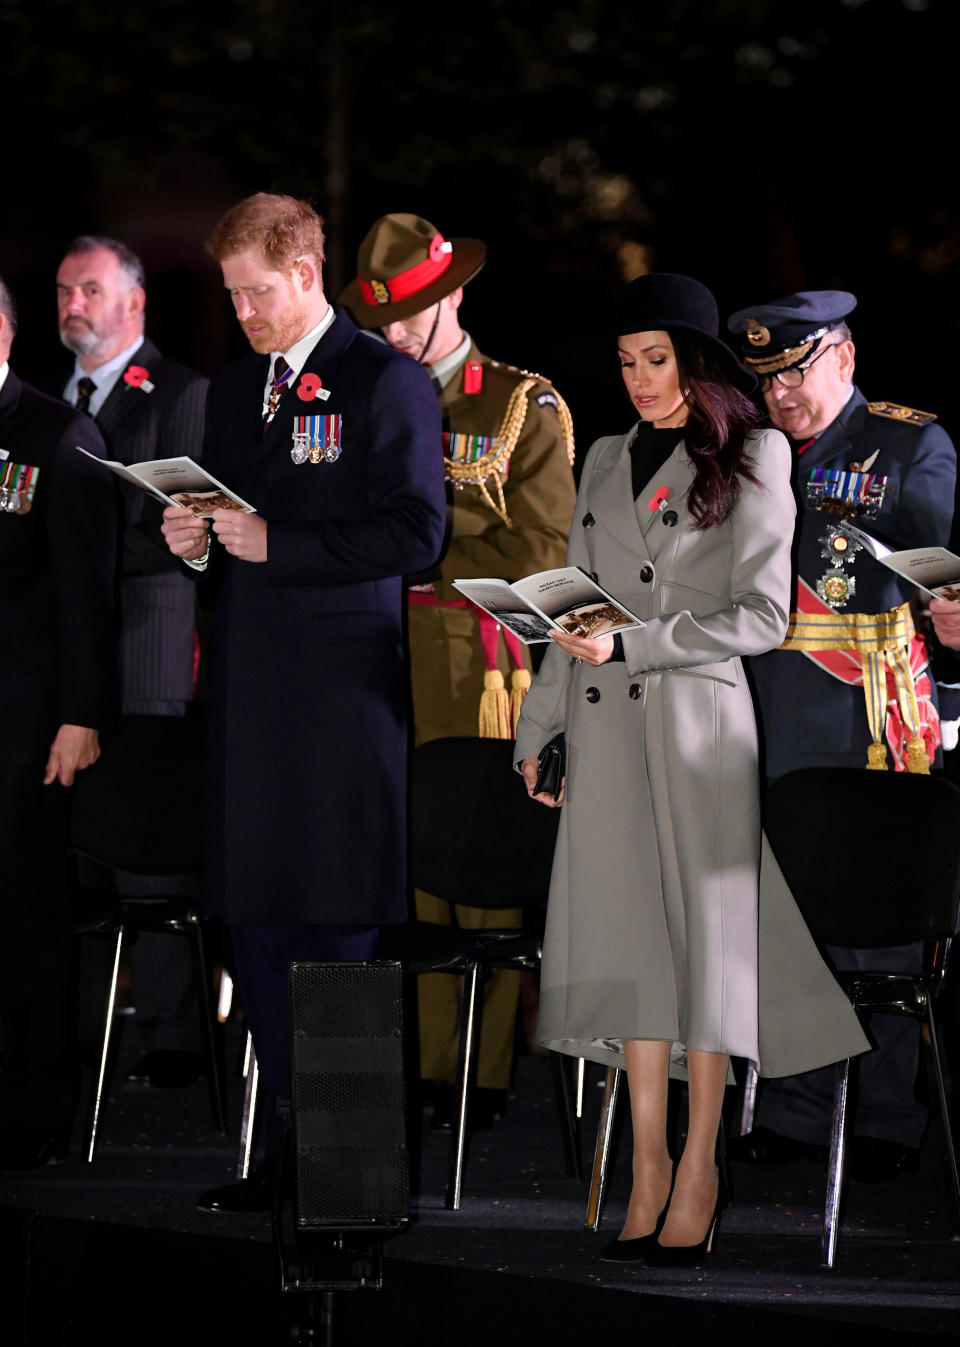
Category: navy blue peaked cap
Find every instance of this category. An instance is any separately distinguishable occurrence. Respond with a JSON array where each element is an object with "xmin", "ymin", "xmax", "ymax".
[{"xmin": 727, "ymin": 290, "xmax": 857, "ymax": 375}]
